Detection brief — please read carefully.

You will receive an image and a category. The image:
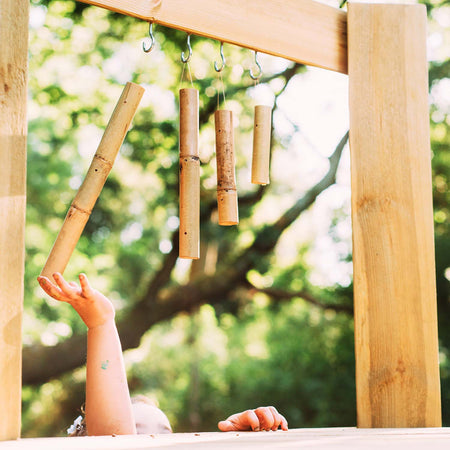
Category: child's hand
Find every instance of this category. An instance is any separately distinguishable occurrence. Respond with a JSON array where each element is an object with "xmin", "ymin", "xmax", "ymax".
[
  {"xmin": 37, "ymin": 272, "xmax": 115, "ymax": 329},
  {"xmin": 218, "ymin": 406, "xmax": 288, "ymax": 432}
]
